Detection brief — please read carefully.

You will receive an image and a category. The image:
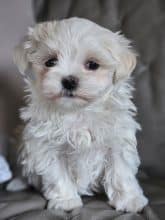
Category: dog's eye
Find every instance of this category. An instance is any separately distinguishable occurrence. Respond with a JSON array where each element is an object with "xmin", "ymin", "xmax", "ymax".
[
  {"xmin": 45, "ymin": 57, "xmax": 58, "ymax": 67},
  {"xmin": 85, "ymin": 60, "xmax": 100, "ymax": 71}
]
